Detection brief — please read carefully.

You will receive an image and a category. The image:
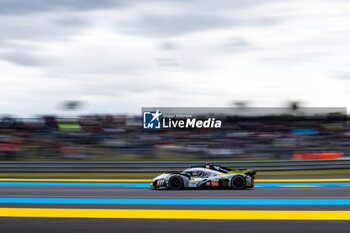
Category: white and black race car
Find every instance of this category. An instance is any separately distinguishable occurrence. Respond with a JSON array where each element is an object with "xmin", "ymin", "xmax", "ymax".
[{"xmin": 151, "ymin": 164, "xmax": 256, "ymax": 190}]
